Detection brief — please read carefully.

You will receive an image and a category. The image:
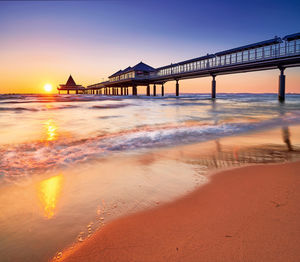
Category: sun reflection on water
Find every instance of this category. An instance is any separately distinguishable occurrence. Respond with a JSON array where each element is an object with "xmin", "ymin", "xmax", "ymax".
[
  {"xmin": 37, "ymin": 175, "xmax": 63, "ymax": 219},
  {"xmin": 44, "ymin": 119, "xmax": 57, "ymax": 141}
]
